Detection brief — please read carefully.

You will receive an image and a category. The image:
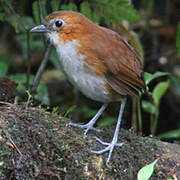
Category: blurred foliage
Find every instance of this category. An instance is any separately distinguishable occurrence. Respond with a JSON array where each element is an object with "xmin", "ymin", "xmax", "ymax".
[
  {"xmin": 61, "ymin": 2, "xmax": 77, "ymax": 12},
  {"xmin": 144, "ymin": 72, "xmax": 169, "ymax": 86},
  {"xmin": 79, "ymin": 0, "xmax": 140, "ymax": 24},
  {"xmin": 137, "ymin": 159, "xmax": 158, "ymax": 180},
  {"xmin": 64, "ymin": 105, "xmax": 76, "ymax": 118},
  {"xmin": 176, "ymin": 22, "xmax": 180, "ymax": 55},
  {"xmin": 0, "ymin": 0, "xmax": 179, "ymax": 139},
  {"xmin": 143, "ymin": 72, "xmax": 169, "ymax": 135},
  {"xmin": 32, "ymin": 1, "xmax": 41, "ymax": 24},
  {"xmin": 0, "ymin": 0, "xmax": 140, "ymax": 109},
  {"xmin": 0, "ymin": 61, "xmax": 8, "ymax": 77},
  {"xmin": 158, "ymin": 129, "xmax": 180, "ymax": 140}
]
